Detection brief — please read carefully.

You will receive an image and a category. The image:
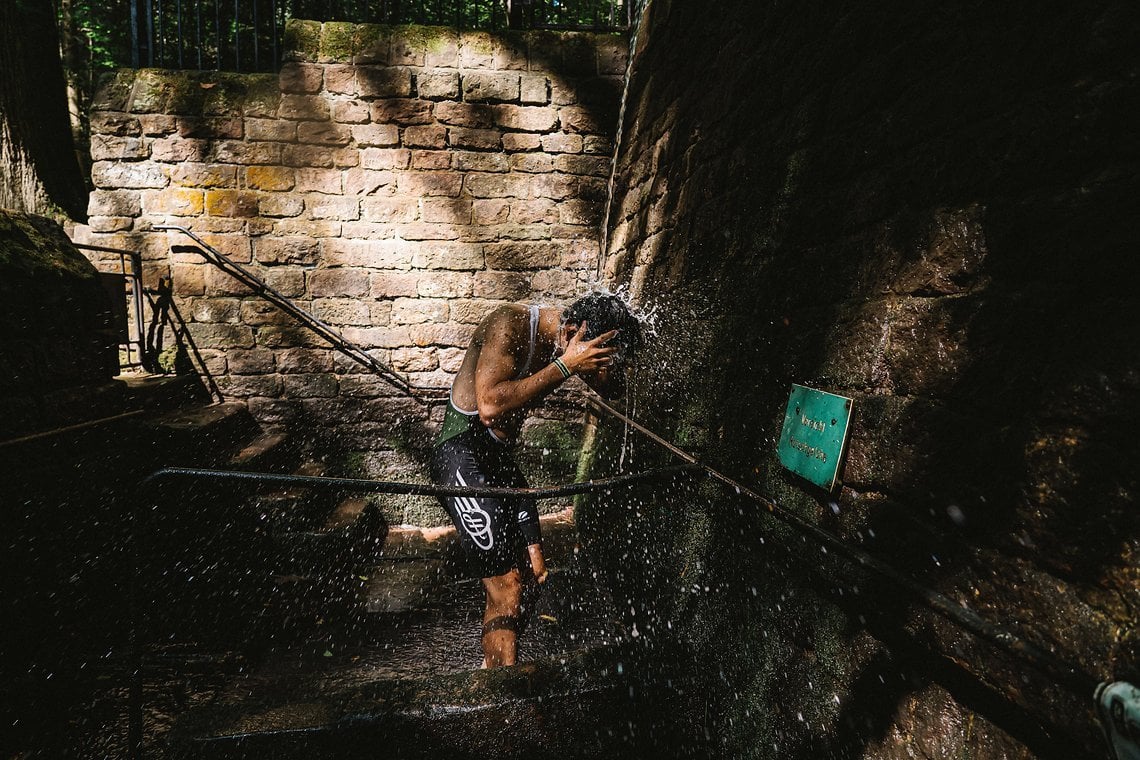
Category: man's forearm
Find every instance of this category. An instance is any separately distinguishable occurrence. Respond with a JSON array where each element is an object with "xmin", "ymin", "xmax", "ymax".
[{"xmin": 478, "ymin": 361, "xmax": 569, "ymax": 426}]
